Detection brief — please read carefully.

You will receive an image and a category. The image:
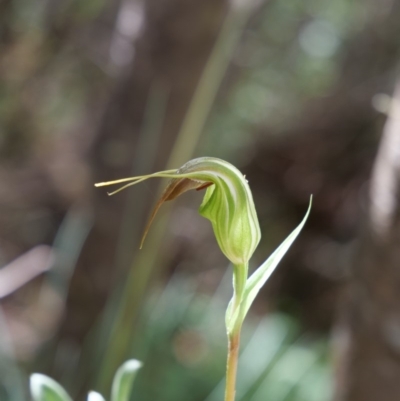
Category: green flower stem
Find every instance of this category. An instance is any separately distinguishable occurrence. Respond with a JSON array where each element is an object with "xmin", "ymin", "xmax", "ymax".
[
  {"xmin": 225, "ymin": 328, "xmax": 241, "ymax": 401},
  {"xmin": 225, "ymin": 262, "xmax": 247, "ymax": 401},
  {"xmin": 232, "ymin": 263, "xmax": 247, "ymax": 310}
]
